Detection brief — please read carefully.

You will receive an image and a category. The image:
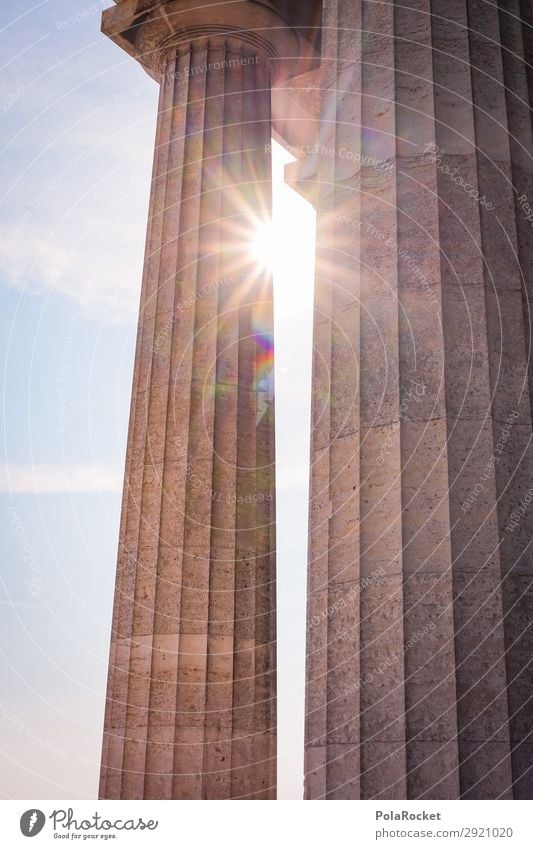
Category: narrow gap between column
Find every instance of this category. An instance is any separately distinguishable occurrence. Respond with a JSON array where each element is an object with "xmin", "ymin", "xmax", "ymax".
[{"xmin": 270, "ymin": 140, "xmax": 316, "ymax": 800}]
